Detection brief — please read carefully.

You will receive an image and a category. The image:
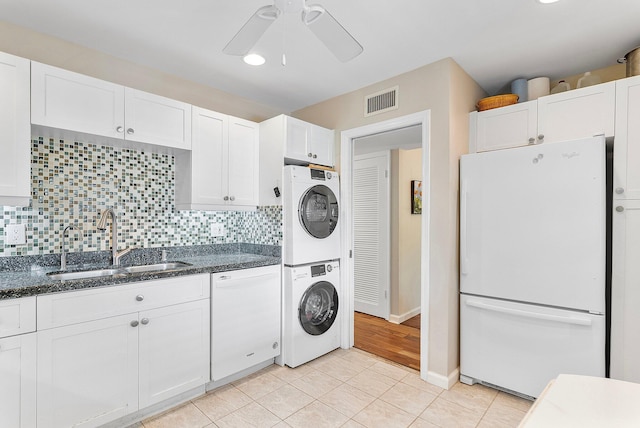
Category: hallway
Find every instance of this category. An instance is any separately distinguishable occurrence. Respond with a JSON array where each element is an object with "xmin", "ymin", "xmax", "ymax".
[{"xmin": 354, "ymin": 312, "xmax": 420, "ymax": 370}]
